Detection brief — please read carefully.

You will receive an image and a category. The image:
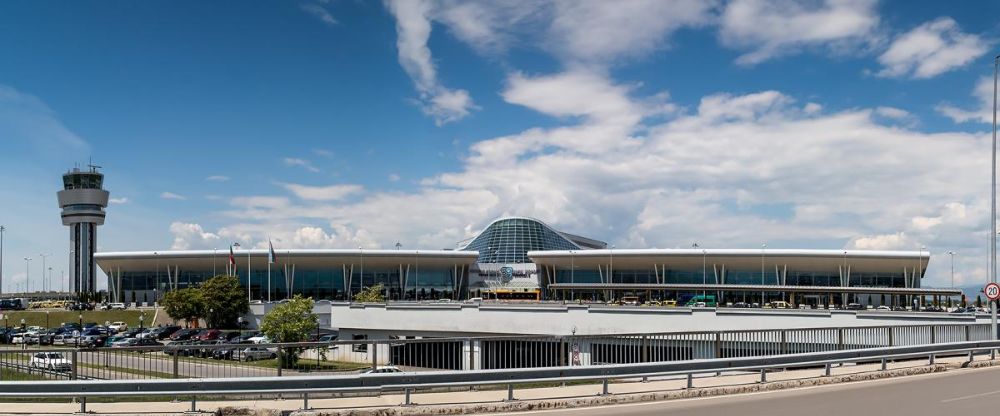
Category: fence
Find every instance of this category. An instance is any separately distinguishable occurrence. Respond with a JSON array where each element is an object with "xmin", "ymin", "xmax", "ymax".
[
  {"xmin": 0, "ymin": 323, "xmax": 992, "ymax": 381},
  {"xmin": 3, "ymin": 340, "xmax": 1000, "ymax": 414}
]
